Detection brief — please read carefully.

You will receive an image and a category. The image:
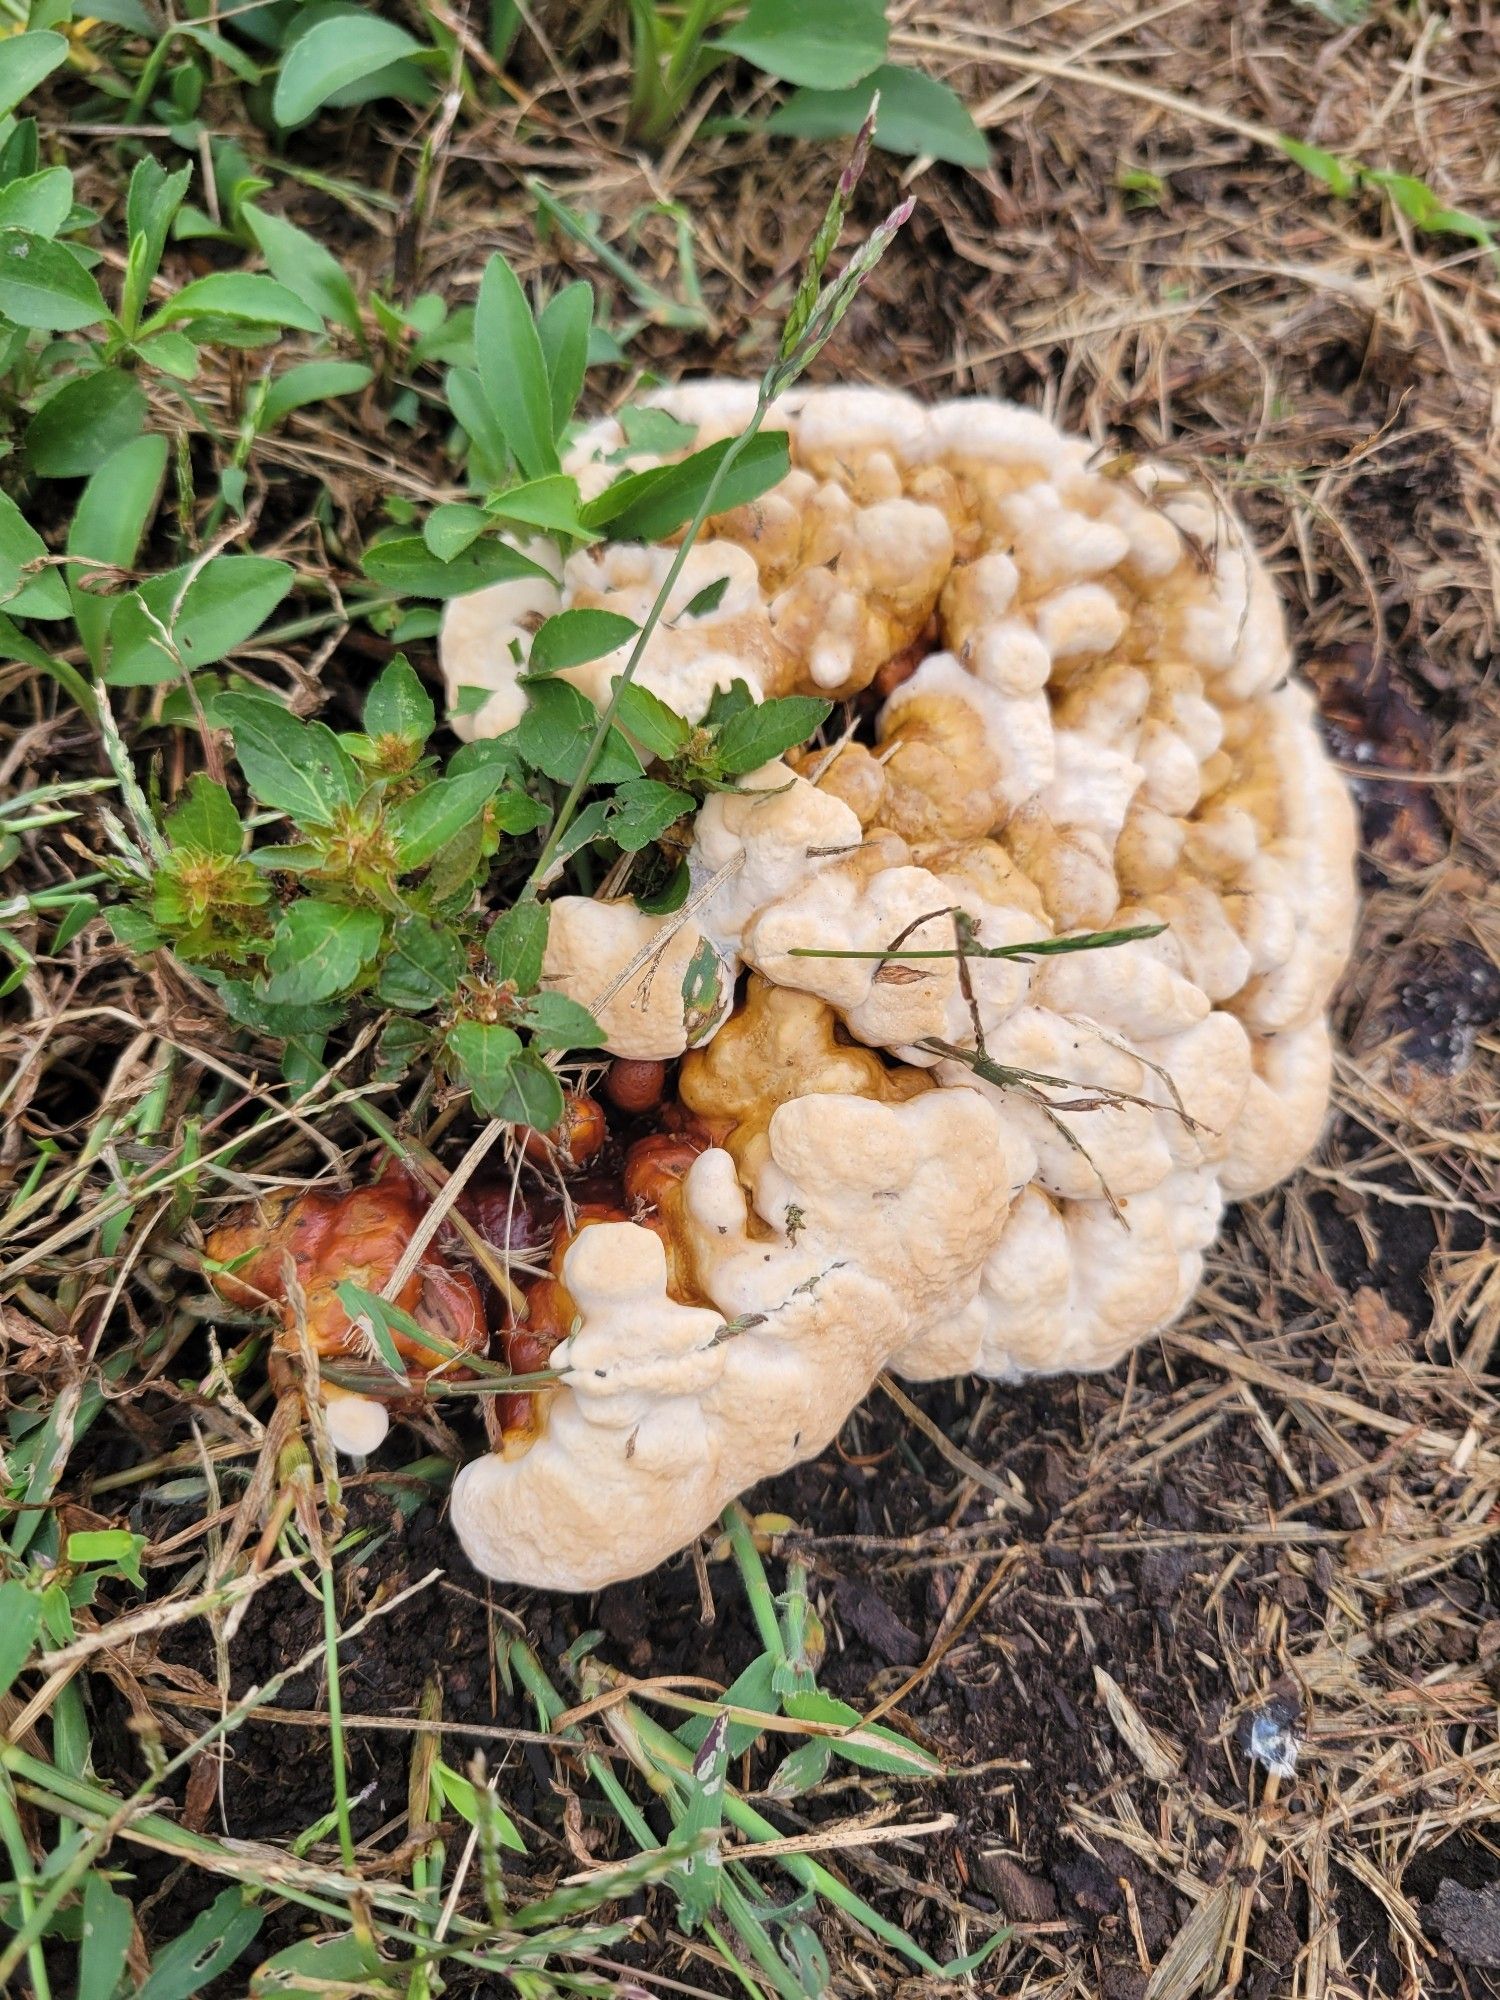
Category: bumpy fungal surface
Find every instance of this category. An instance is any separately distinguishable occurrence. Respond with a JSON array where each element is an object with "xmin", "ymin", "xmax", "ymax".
[{"xmin": 431, "ymin": 383, "xmax": 1357, "ymax": 1589}]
